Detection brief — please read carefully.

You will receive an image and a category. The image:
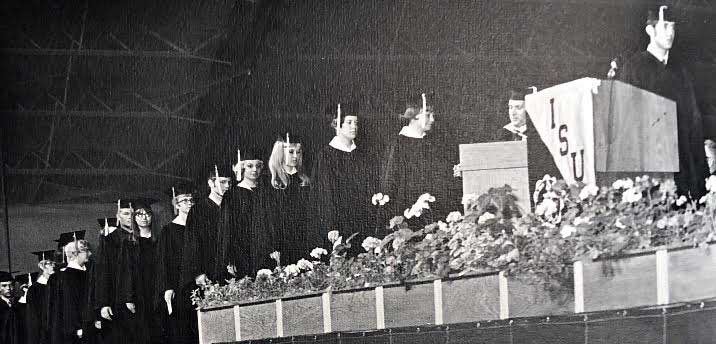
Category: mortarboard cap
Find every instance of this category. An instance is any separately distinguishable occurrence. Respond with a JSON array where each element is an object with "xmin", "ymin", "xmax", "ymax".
[
  {"xmin": 31, "ymin": 249, "xmax": 57, "ymax": 262},
  {"xmin": 0, "ymin": 271, "xmax": 13, "ymax": 283},
  {"xmin": 15, "ymin": 272, "xmax": 39, "ymax": 285},
  {"xmin": 129, "ymin": 197, "xmax": 158, "ymax": 211},
  {"xmin": 53, "ymin": 230, "xmax": 86, "ymax": 249},
  {"xmin": 509, "ymin": 89, "xmax": 528, "ymax": 101},
  {"xmin": 207, "ymin": 163, "xmax": 234, "ymax": 180},
  {"xmin": 647, "ymin": 5, "xmax": 675, "ymax": 25},
  {"xmin": 164, "ymin": 182, "xmax": 196, "ymax": 198}
]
